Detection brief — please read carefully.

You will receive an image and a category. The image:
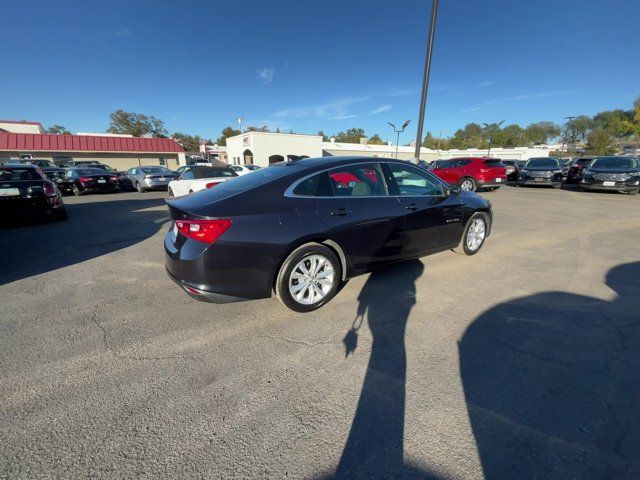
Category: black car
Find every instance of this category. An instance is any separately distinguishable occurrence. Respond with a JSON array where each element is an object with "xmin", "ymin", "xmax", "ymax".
[
  {"xmin": 565, "ymin": 157, "xmax": 593, "ymax": 184},
  {"xmin": 502, "ymin": 160, "xmax": 525, "ymax": 181},
  {"xmin": 0, "ymin": 164, "xmax": 67, "ymax": 222},
  {"xmin": 19, "ymin": 159, "xmax": 67, "ymax": 183},
  {"xmin": 165, "ymin": 157, "xmax": 493, "ymax": 312},
  {"xmin": 517, "ymin": 157, "xmax": 563, "ymax": 188},
  {"xmin": 58, "ymin": 167, "xmax": 119, "ymax": 196},
  {"xmin": 89, "ymin": 163, "xmax": 130, "ymax": 190},
  {"xmin": 579, "ymin": 156, "xmax": 640, "ymax": 194}
]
